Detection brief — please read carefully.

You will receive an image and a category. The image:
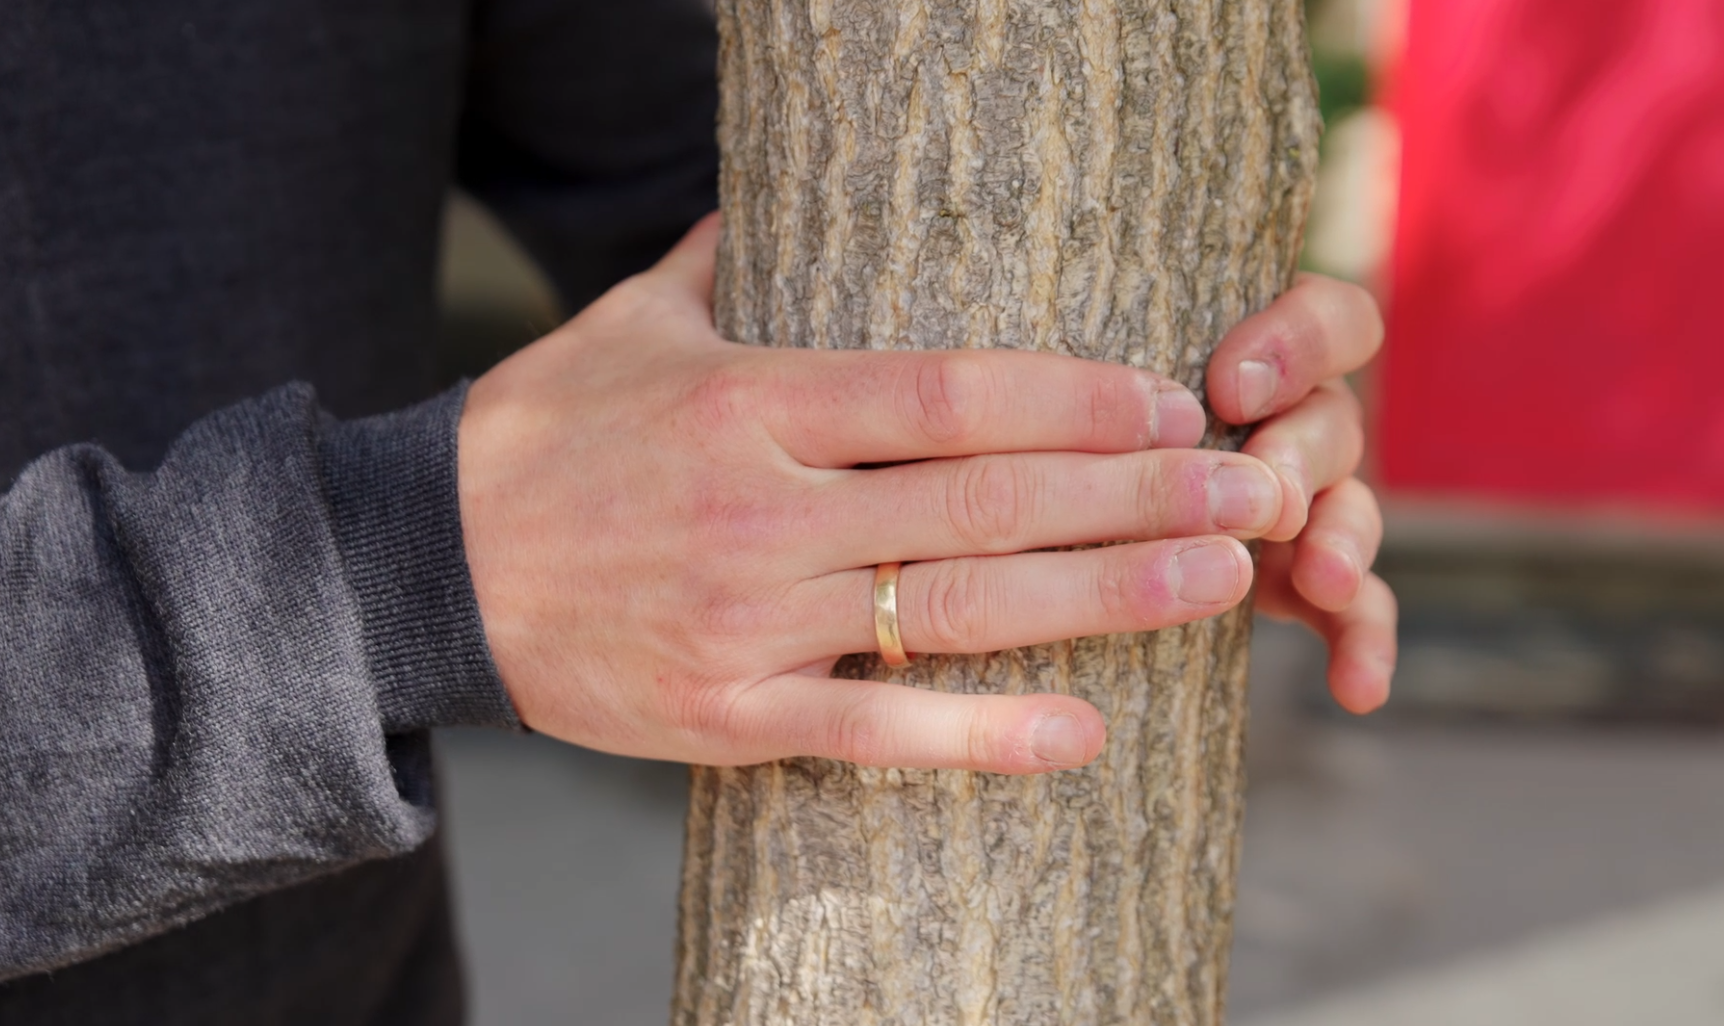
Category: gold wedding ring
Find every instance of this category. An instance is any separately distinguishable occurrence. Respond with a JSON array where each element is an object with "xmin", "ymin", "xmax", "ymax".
[{"xmin": 873, "ymin": 562, "xmax": 912, "ymax": 667}]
